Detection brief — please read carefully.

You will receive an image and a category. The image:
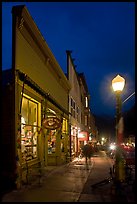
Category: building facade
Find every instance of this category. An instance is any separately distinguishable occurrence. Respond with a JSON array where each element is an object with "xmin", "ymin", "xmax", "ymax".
[
  {"xmin": 2, "ymin": 5, "xmax": 71, "ymax": 189},
  {"xmin": 77, "ymin": 73, "xmax": 92, "ymax": 149},
  {"xmin": 66, "ymin": 51, "xmax": 94, "ymax": 158},
  {"xmin": 66, "ymin": 50, "xmax": 82, "ymax": 158}
]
